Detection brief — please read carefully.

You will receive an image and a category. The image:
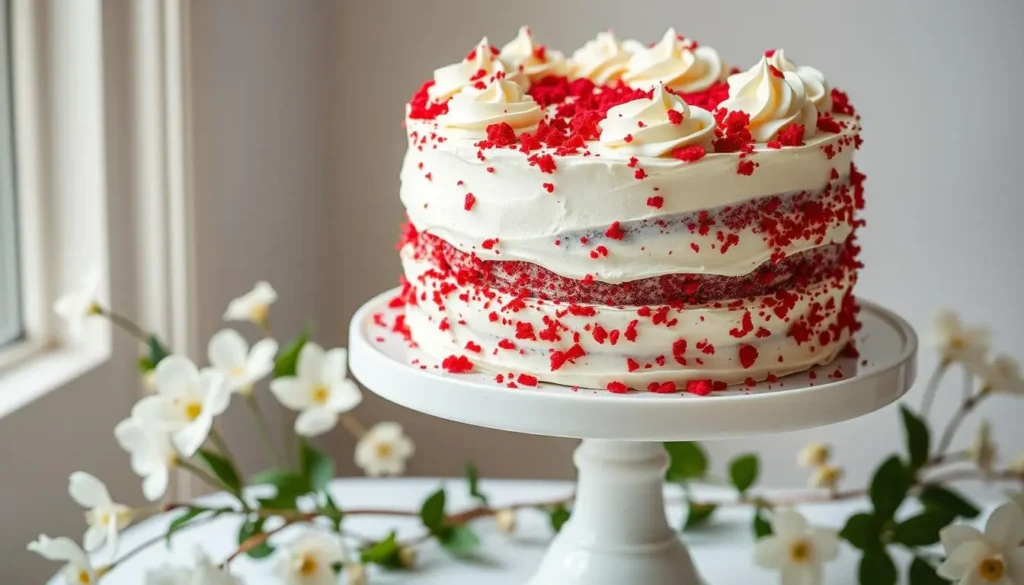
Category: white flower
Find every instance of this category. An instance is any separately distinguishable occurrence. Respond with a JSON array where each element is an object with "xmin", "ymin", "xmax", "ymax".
[
  {"xmin": 27, "ymin": 535, "xmax": 98, "ymax": 584},
  {"xmin": 979, "ymin": 354, "xmax": 1024, "ymax": 395},
  {"xmin": 1009, "ymin": 454, "xmax": 1024, "ymax": 477},
  {"xmin": 970, "ymin": 420, "xmax": 999, "ymax": 476},
  {"xmin": 933, "ymin": 310, "xmax": 991, "ymax": 368},
  {"xmin": 270, "ymin": 343, "xmax": 362, "ymax": 437},
  {"xmin": 344, "ymin": 564, "xmax": 367, "ymax": 585},
  {"xmin": 69, "ymin": 472, "xmax": 134, "ymax": 552},
  {"xmin": 753, "ymin": 509, "xmax": 839, "ymax": 585},
  {"xmin": 808, "ymin": 465, "xmax": 844, "ymax": 490},
  {"xmin": 206, "ymin": 329, "xmax": 278, "ymax": 396},
  {"xmin": 224, "ymin": 281, "xmax": 277, "ymax": 327},
  {"xmin": 797, "ymin": 443, "xmax": 830, "ymax": 468},
  {"xmin": 495, "ymin": 508, "xmax": 517, "ymax": 534},
  {"xmin": 114, "ymin": 414, "xmax": 177, "ymax": 501},
  {"xmin": 134, "ymin": 355, "xmax": 230, "ymax": 457},
  {"xmin": 938, "ymin": 502, "xmax": 1024, "ymax": 584},
  {"xmin": 145, "ymin": 547, "xmax": 244, "ymax": 585},
  {"xmin": 355, "ymin": 422, "xmax": 414, "ymax": 477},
  {"xmin": 275, "ymin": 531, "xmax": 348, "ymax": 585},
  {"xmin": 53, "ymin": 268, "xmax": 101, "ymax": 341}
]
